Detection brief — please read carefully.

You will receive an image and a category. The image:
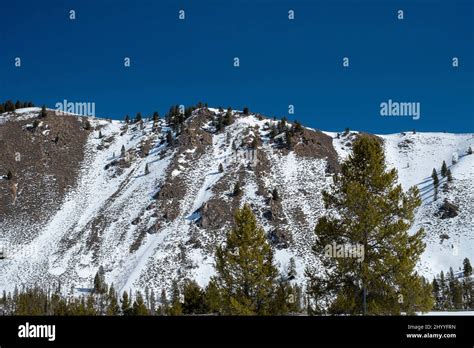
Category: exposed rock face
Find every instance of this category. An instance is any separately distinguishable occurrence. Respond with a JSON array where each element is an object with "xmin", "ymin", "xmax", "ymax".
[
  {"xmin": 0, "ymin": 109, "xmax": 90, "ymax": 242},
  {"xmin": 437, "ymin": 200, "xmax": 459, "ymax": 219},
  {"xmin": 292, "ymin": 128, "xmax": 340, "ymax": 173}
]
